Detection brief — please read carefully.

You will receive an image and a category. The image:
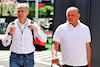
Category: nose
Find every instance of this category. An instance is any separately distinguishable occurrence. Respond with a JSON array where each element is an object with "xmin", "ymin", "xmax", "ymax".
[
  {"xmin": 69, "ymin": 15, "xmax": 72, "ymax": 19},
  {"xmin": 19, "ymin": 12, "xmax": 22, "ymax": 14}
]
